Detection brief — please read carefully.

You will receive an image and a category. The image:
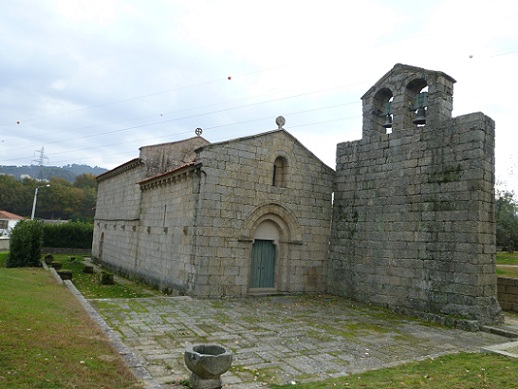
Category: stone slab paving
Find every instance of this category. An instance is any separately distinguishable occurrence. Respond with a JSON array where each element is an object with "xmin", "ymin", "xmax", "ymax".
[{"xmin": 89, "ymin": 294, "xmax": 513, "ymax": 388}]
